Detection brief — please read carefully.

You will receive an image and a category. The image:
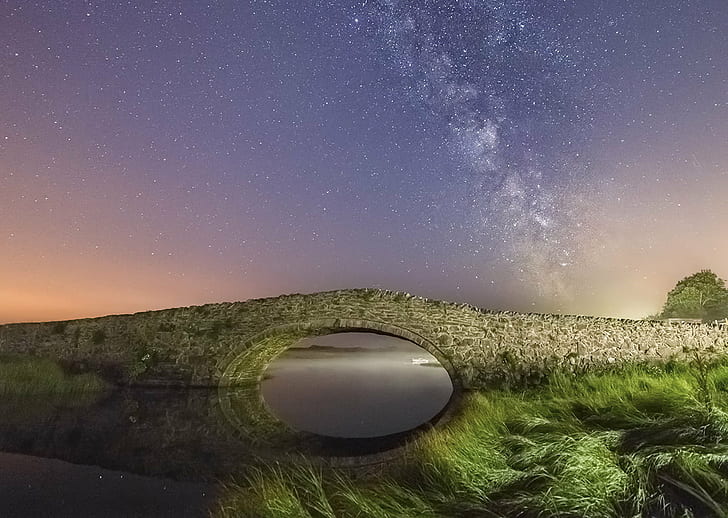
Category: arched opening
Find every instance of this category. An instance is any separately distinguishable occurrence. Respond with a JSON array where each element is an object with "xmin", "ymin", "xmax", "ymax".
[
  {"xmin": 260, "ymin": 331, "xmax": 454, "ymax": 438},
  {"xmin": 217, "ymin": 319, "xmax": 461, "ymax": 462}
]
